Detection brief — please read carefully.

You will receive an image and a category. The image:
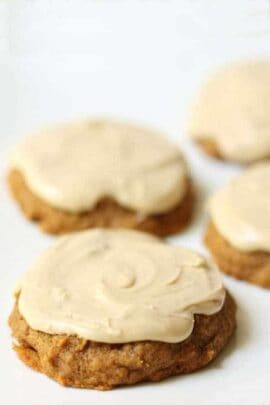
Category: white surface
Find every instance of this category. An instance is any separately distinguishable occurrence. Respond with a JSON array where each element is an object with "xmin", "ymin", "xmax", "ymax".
[{"xmin": 1, "ymin": 1, "xmax": 270, "ymax": 404}]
